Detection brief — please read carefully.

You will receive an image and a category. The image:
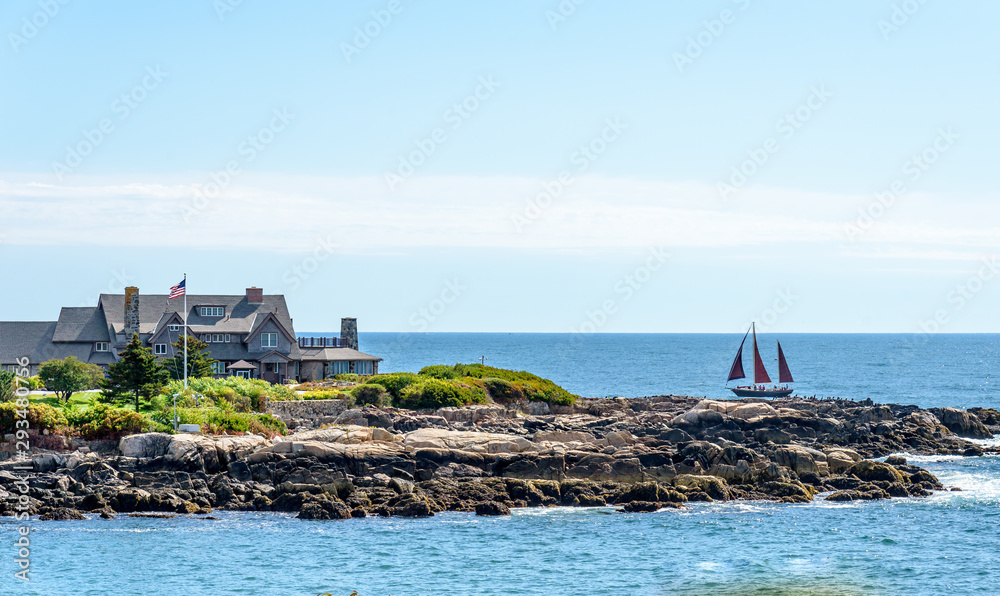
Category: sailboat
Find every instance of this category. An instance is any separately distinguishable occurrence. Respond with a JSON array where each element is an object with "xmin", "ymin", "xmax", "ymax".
[{"xmin": 727, "ymin": 323, "xmax": 794, "ymax": 398}]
